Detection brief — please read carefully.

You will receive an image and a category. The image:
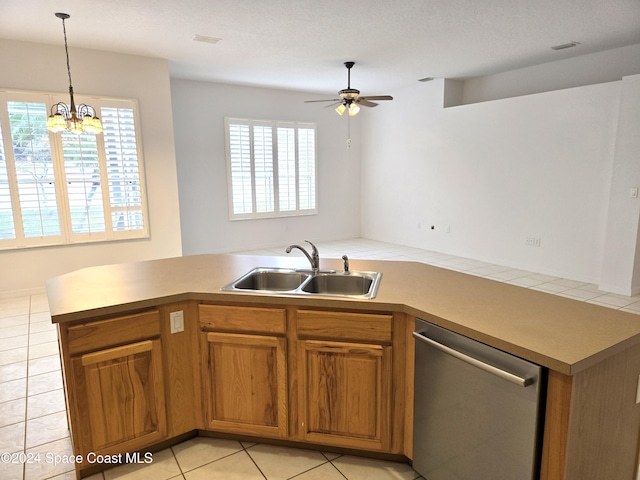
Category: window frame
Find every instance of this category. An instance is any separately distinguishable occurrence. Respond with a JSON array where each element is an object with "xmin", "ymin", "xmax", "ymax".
[
  {"xmin": 224, "ymin": 117, "xmax": 318, "ymax": 221},
  {"xmin": 0, "ymin": 89, "xmax": 149, "ymax": 250}
]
